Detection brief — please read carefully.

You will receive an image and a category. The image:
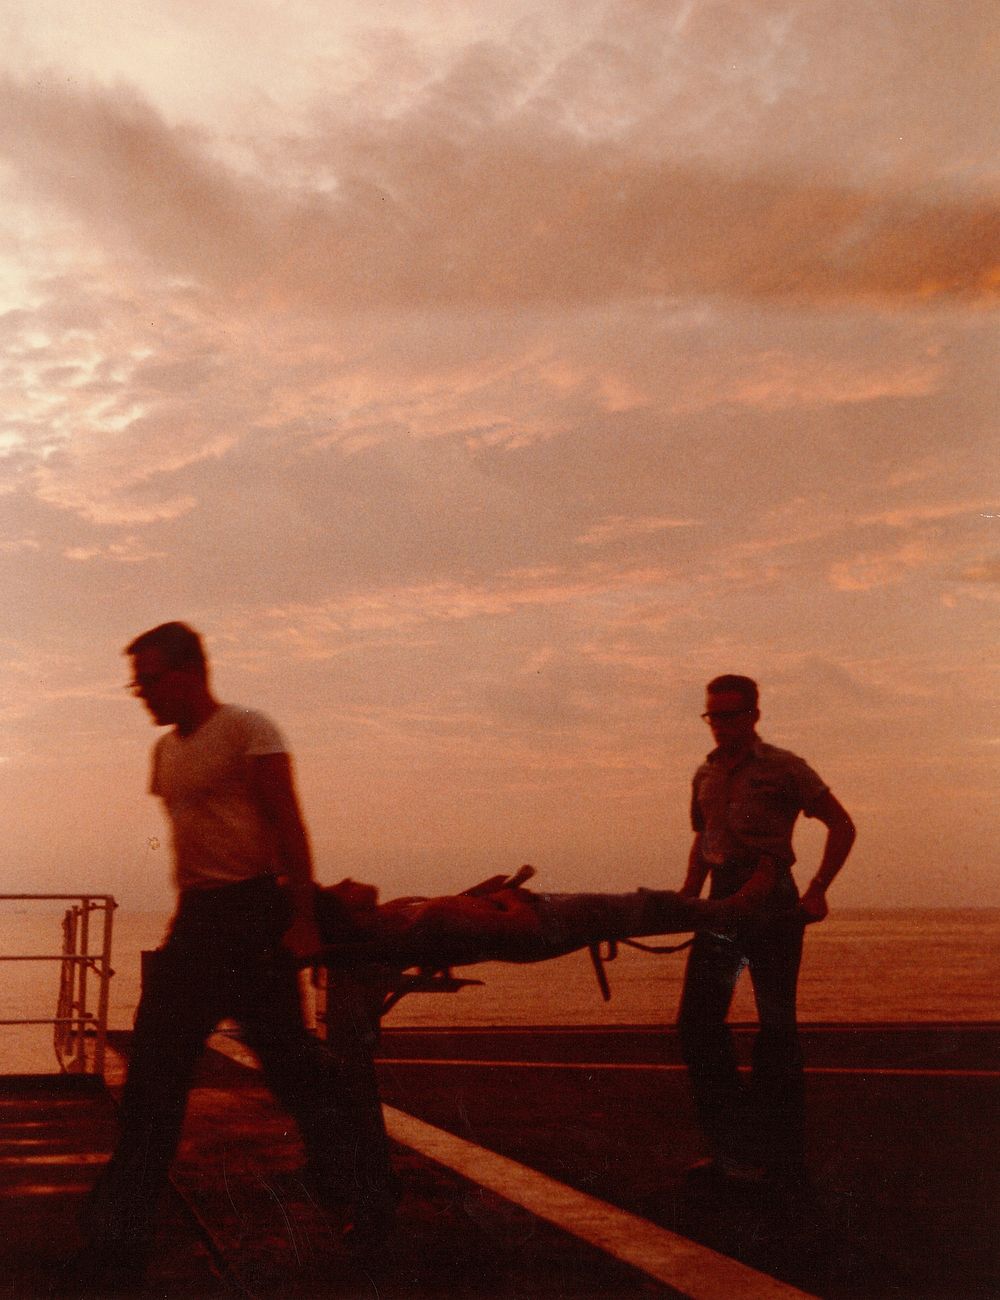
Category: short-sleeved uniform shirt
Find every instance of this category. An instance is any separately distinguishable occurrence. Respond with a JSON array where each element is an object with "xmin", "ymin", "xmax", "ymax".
[
  {"xmin": 691, "ymin": 738, "xmax": 829, "ymax": 899},
  {"xmin": 150, "ymin": 704, "xmax": 287, "ymax": 892}
]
